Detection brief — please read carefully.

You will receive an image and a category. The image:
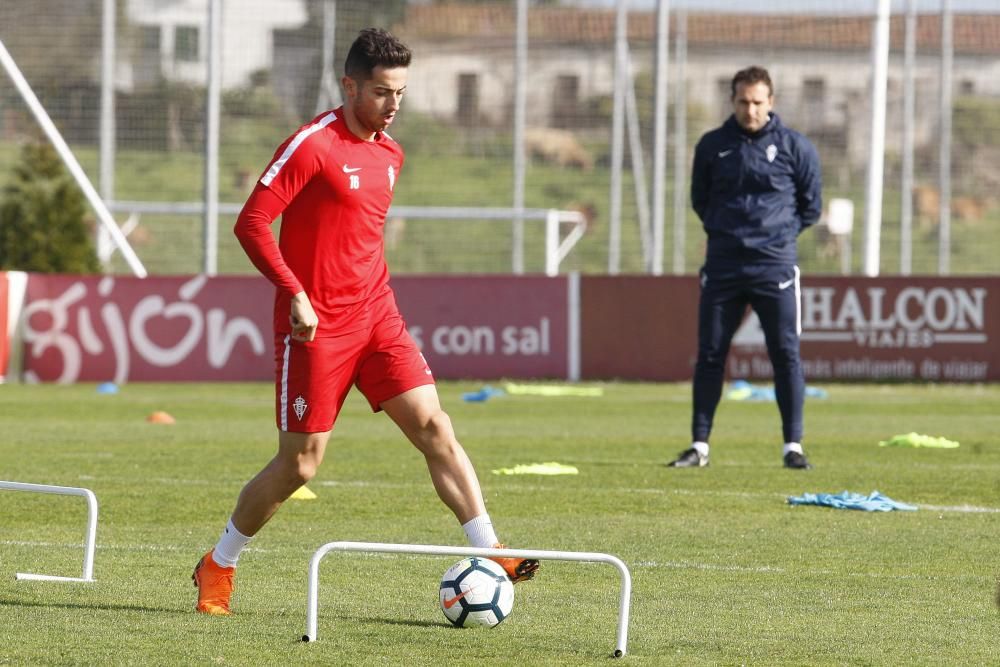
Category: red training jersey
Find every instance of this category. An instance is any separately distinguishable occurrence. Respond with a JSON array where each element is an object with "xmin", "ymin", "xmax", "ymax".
[{"xmin": 234, "ymin": 107, "xmax": 404, "ymax": 336}]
